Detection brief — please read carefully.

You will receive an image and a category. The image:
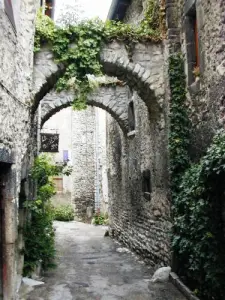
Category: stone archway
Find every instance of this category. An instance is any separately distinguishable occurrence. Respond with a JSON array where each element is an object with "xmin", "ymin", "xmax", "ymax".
[
  {"xmin": 32, "ymin": 41, "xmax": 165, "ymax": 118},
  {"xmin": 32, "ymin": 40, "xmax": 171, "ymax": 266},
  {"xmin": 40, "ymin": 85, "xmax": 130, "ymax": 133}
]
